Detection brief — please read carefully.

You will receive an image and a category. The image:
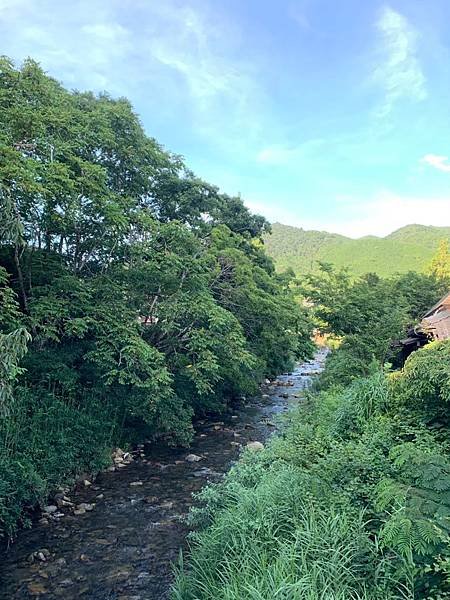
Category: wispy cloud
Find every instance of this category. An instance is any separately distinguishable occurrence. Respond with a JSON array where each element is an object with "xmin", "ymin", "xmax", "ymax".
[
  {"xmin": 0, "ymin": 0, "xmax": 264, "ymax": 148},
  {"xmin": 372, "ymin": 6, "xmax": 427, "ymax": 118},
  {"xmin": 256, "ymin": 139, "xmax": 325, "ymax": 166},
  {"xmin": 421, "ymin": 154, "xmax": 450, "ymax": 173},
  {"xmin": 145, "ymin": 3, "xmax": 262, "ymax": 141}
]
